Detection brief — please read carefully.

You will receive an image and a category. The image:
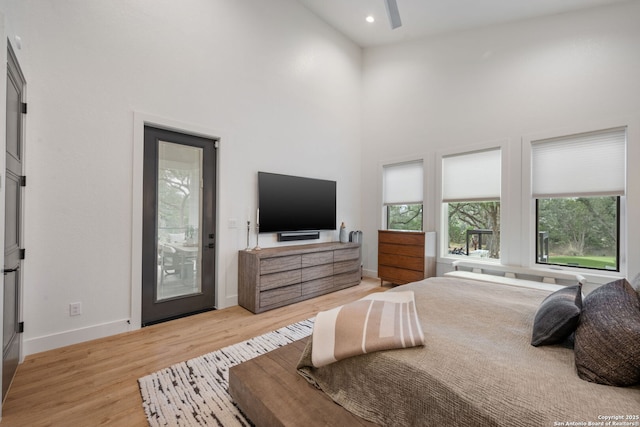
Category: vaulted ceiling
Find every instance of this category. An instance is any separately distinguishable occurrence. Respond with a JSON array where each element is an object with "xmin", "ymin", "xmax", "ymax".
[{"xmin": 297, "ymin": 0, "xmax": 631, "ymax": 47}]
